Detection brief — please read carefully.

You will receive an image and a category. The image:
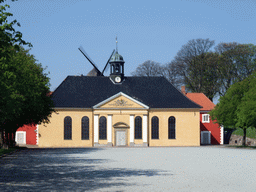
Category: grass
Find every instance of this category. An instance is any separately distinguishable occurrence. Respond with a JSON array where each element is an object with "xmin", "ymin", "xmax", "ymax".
[
  {"xmin": 0, "ymin": 147, "xmax": 18, "ymax": 156},
  {"xmin": 227, "ymin": 145, "xmax": 256, "ymax": 149},
  {"xmin": 232, "ymin": 127, "xmax": 256, "ymax": 139}
]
